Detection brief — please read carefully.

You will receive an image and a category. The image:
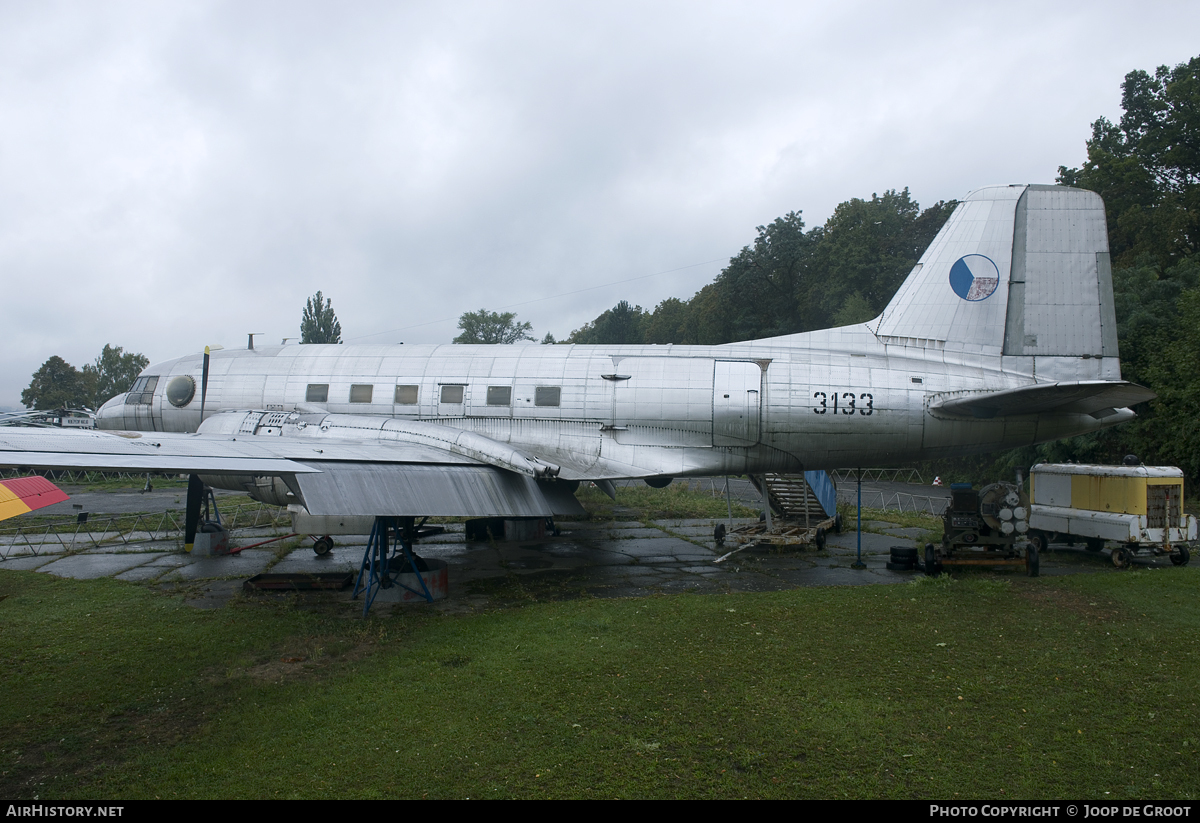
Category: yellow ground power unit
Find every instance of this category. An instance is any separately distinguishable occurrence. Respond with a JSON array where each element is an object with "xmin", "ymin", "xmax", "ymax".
[{"xmin": 1027, "ymin": 463, "xmax": 1194, "ymax": 568}]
